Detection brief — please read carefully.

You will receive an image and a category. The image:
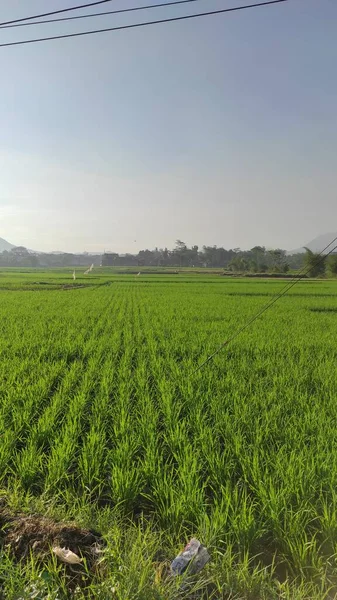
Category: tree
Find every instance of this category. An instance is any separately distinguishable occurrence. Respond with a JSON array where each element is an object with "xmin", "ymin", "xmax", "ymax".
[
  {"xmin": 102, "ymin": 252, "xmax": 119, "ymax": 266},
  {"xmin": 175, "ymin": 240, "xmax": 187, "ymax": 251},
  {"xmin": 268, "ymin": 248, "xmax": 288, "ymax": 272},
  {"xmin": 189, "ymin": 245, "xmax": 200, "ymax": 267},
  {"xmin": 228, "ymin": 255, "xmax": 249, "ymax": 272},
  {"xmin": 173, "ymin": 240, "xmax": 188, "ymax": 267},
  {"xmin": 250, "ymin": 246, "xmax": 266, "ymax": 271},
  {"xmin": 29, "ymin": 255, "xmax": 40, "ymax": 267},
  {"xmin": 11, "ymin": 246, "xmax": 29, "ymax": 256},
  {"xmin": 287, "ymin": 253, "xmax": 305, "ymax": 270},
  {"xmin": 62, "ymin": 253, "xmax": 75, "ymax": 267},
  {"xmin": 304, "ymin": 247, "xmax": 326, "ymax": 278},
  {"xmin": 327, "ymin": 254, "xmax": 337, "ymax": 276}
]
